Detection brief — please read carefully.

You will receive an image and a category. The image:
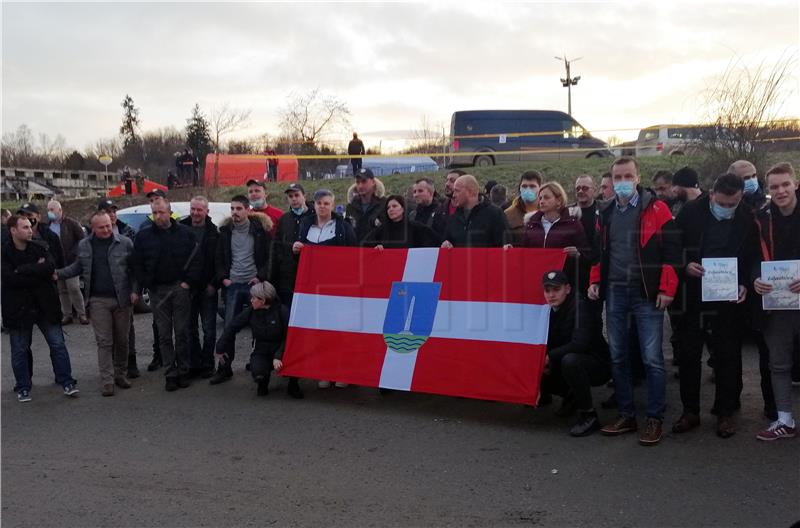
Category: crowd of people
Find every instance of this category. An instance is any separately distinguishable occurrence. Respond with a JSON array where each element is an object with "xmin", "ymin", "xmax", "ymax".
[{"xmin": 2, "ymin": 157, "xmax": 799, "ymax": 446}]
